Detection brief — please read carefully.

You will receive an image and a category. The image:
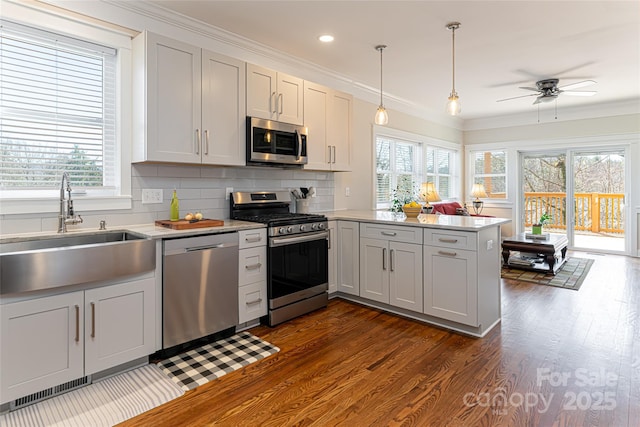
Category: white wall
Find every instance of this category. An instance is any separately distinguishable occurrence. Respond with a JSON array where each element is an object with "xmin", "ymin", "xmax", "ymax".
[
  {"xmin": 464, "ymin": 114, "xmax": 640, "ymax": 252},
  {"xmin": 334, "ymin": 98, "xmax": 463, "ymax": 211}
]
